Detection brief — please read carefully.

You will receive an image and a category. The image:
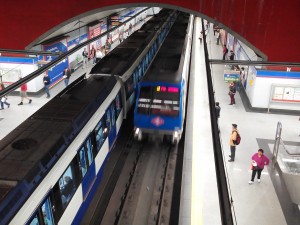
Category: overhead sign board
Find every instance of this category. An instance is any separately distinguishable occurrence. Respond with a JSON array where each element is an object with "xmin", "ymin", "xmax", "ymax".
[{"xmin": 223, "ymin": 70, "xmax": 240, "ymax": 82}]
